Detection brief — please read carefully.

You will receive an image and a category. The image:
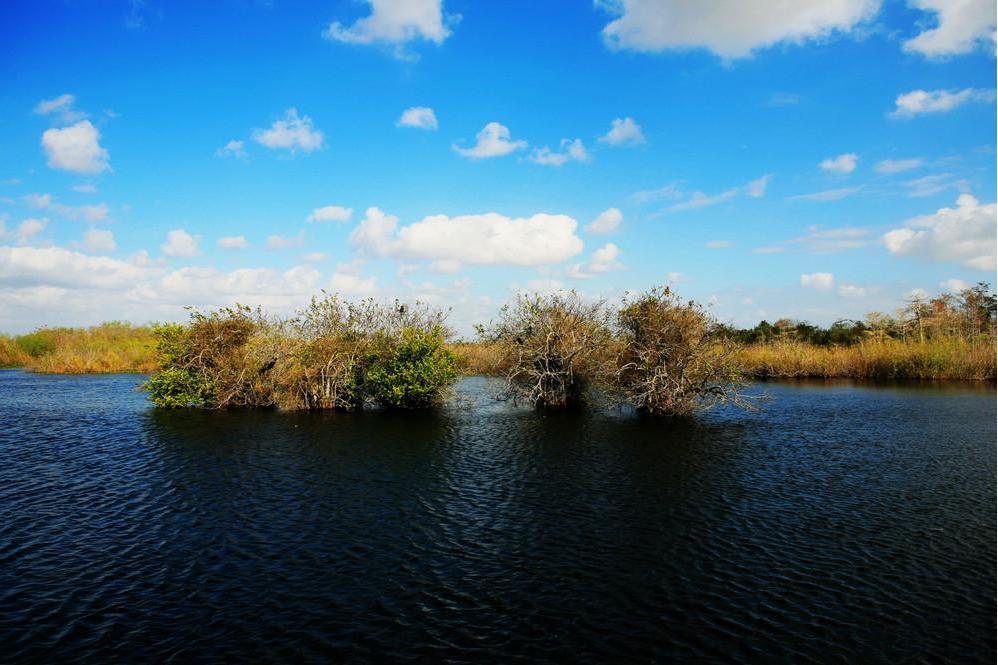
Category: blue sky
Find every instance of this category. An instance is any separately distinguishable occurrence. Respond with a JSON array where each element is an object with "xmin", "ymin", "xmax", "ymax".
[{"xmin": 0, "ymin": 0, "xmax": 995, "ymax": 335}]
